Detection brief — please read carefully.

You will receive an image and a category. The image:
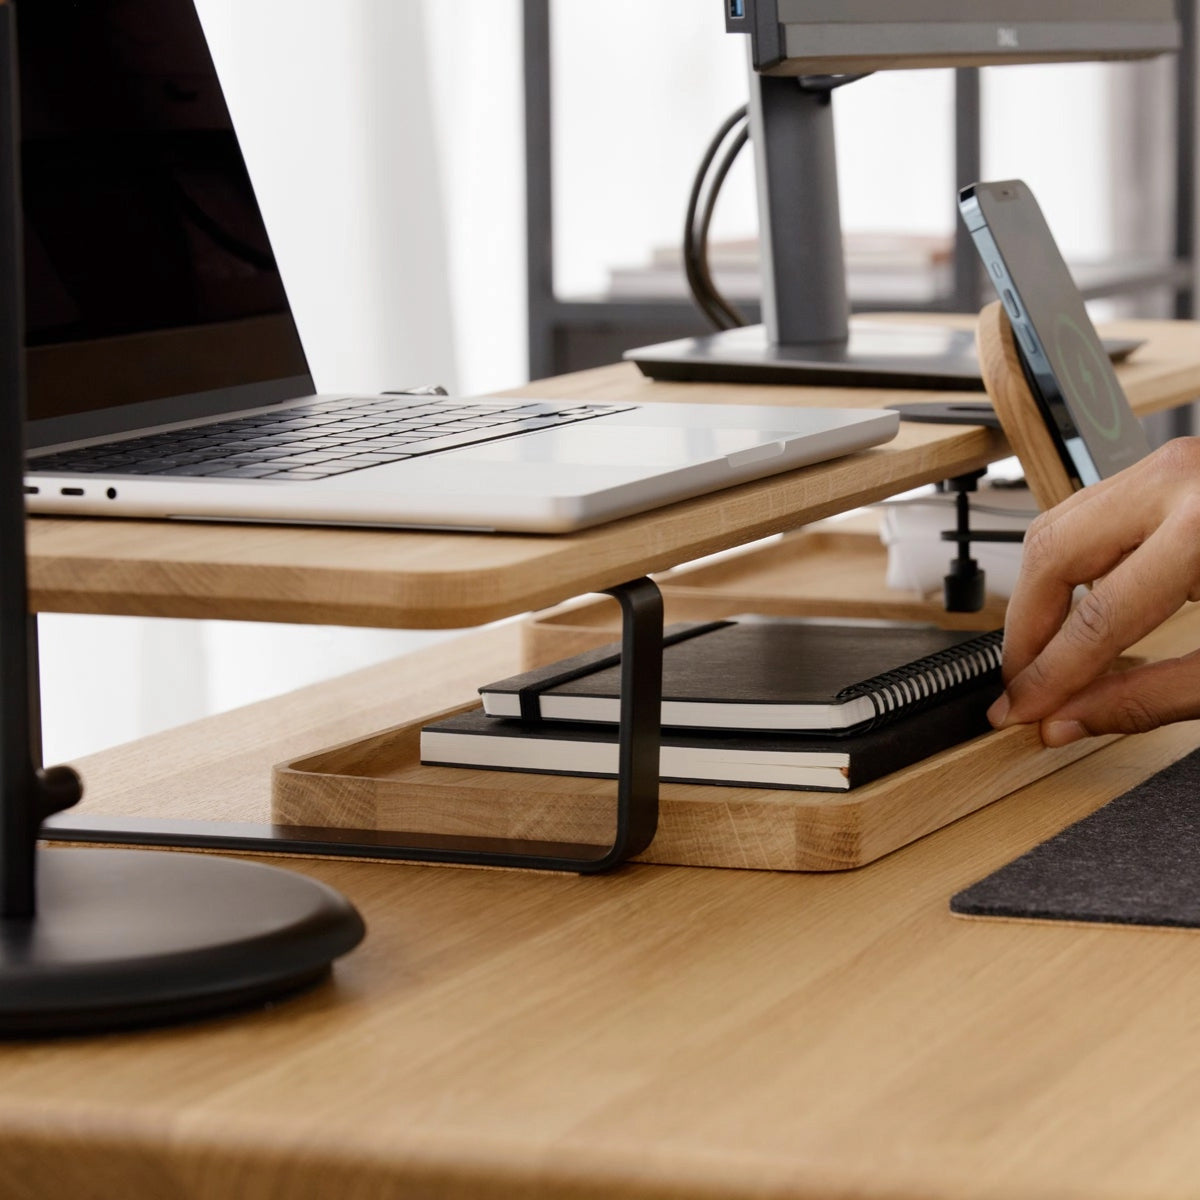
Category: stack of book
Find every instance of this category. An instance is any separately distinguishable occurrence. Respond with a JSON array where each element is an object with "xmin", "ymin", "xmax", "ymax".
[
  {"xmin": 603, "ymin": 232, "xmax": 956, "ymax": 305},
  {"xmin": 420, "ymin": 617, "xmax": 1004, "ymax": 792}
]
